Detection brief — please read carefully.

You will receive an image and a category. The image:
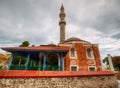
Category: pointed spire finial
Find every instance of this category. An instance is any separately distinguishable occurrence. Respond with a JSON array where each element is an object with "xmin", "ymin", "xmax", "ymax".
[
  {"xmin": 61, "ymin": 3, "xmax": 64, "ymax": 8},
  {"xmin": 60, "ymin": 3, "xmax": 64, "ymax": 11}
]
